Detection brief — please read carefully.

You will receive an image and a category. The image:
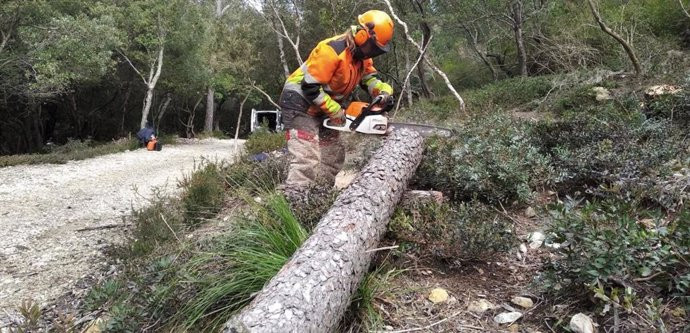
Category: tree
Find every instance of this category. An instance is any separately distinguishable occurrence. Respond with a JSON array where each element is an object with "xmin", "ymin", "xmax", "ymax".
[
  {"xmin": 115, "ymin": 0, "xmax": 196, "ymax": 129},
  {"xmin": 586, "ymin": 0, "xmax": 642, "ymax": 76}
]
